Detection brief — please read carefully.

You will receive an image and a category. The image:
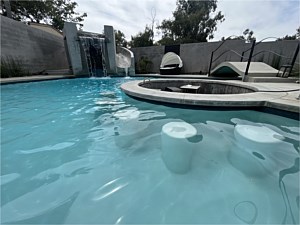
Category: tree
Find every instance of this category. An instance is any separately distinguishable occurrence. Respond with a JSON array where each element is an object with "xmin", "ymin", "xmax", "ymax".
[
  {"xmin": 2, "ymin": 0, "xmax": 11, "ymax": 18},
  {"xmin": 157, "ymin": 0, "xmax": 224, "ymax": 44},
  {"xmin": 129, "ymin": 26, "xmax": 154, "ymax": 48},
  {"xmin": 115, "ymin": 30, "xmax": 127, "ymax": 47},
  {"xmin": 278, "ymin": 34, "xmax": 297, "ymax": 41},
  {"xmin": 277, "ymin": 27, "xmax": 300, "ymax": 41},
  {"xmin": 129, "ymin": 8, "xmax": 158, "ymax": 47},
  {"xmin": 147, "ymin": 7, "xmax": 158, "ymax": 43},
  {"xmin": 242, "ymin": 29, "xmax": 256, "ymax": 42},
  {"xmin": 0, "ymin": 0, "xmax": 87, "ymax": 30},
  {"xmin": 221, "ymin": 29, "xmax": 256, "ymax": 42},
  {"xmin": 157, "ymin": 36, "xmax": 179, "ymax": 46}
]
